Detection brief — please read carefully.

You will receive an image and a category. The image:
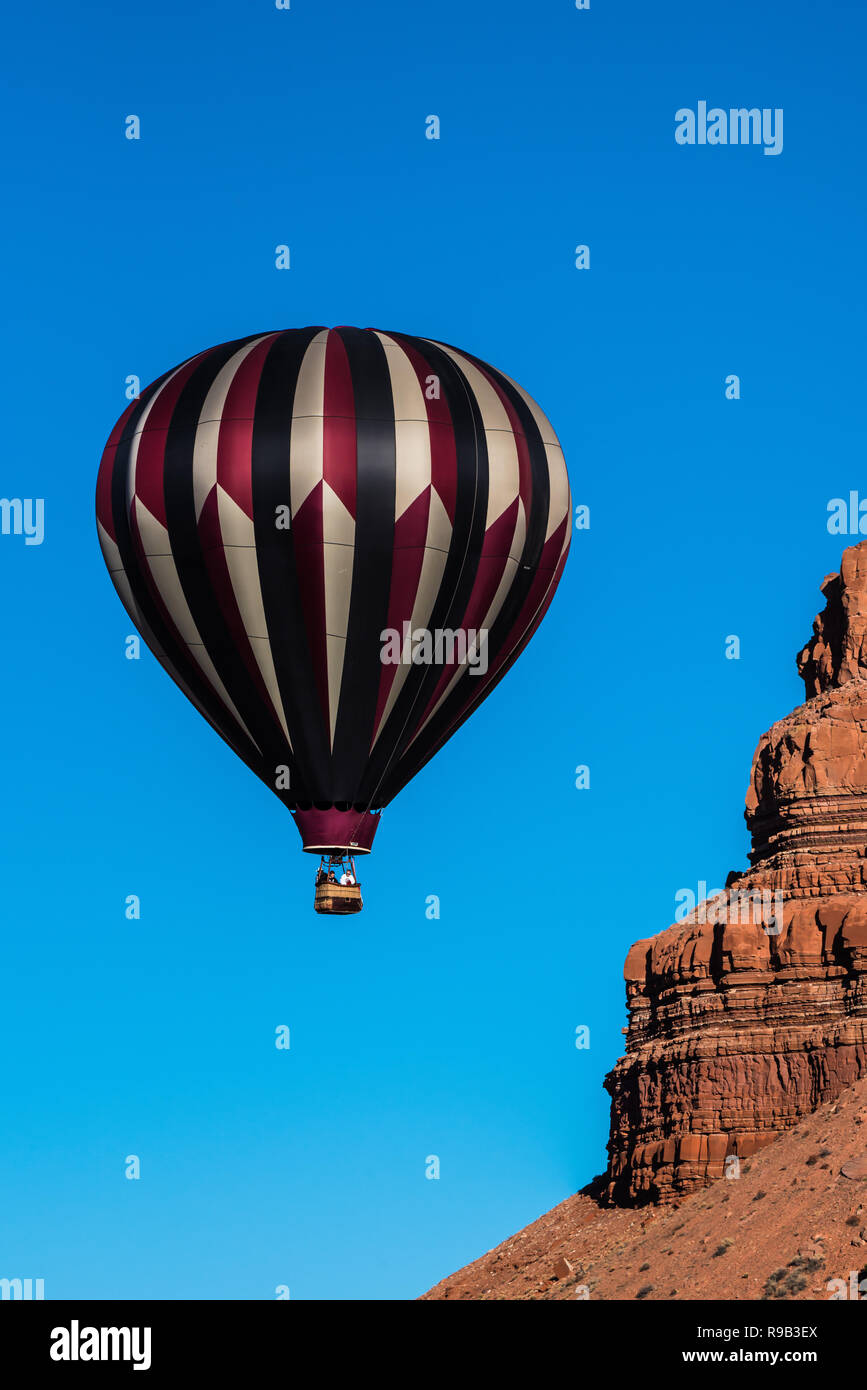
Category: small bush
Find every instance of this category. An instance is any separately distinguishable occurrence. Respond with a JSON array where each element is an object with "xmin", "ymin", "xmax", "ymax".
[
  {"xmin": 763, "ymin": 1253, "xmax": 823, "ymax": 1298},
  {"xmin": 761, "ymin": 1269, "xmax": 787, "ymax": 1300}
]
